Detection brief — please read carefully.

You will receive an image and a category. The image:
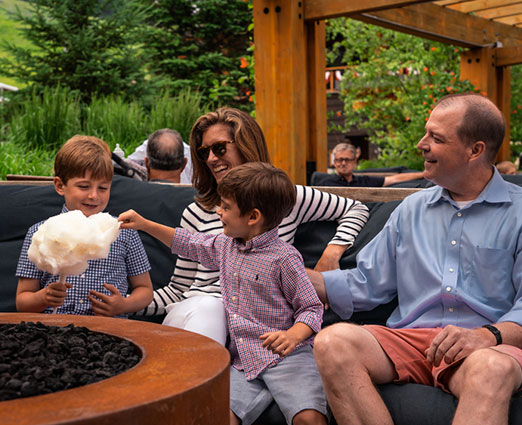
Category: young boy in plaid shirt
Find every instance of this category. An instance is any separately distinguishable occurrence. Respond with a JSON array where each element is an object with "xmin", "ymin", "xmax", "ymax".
[
  {"xmin": 119, "ymin": 162, "xmax": 327, "ymax": 425},
  {"xmin": 16, "ymin": 135, "xmax": 153, "ymax": 317}
]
